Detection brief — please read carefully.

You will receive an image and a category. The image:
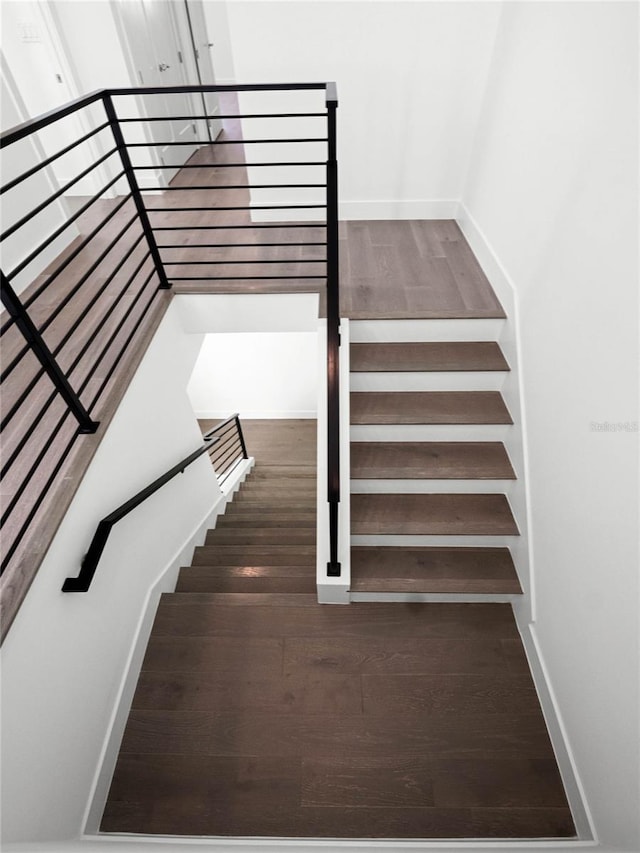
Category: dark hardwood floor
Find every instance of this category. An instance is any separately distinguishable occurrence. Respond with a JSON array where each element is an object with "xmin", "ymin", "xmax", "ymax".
[{"xmin": 101, "ymin": 420, "xmax": 574, "ymax": 840}]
